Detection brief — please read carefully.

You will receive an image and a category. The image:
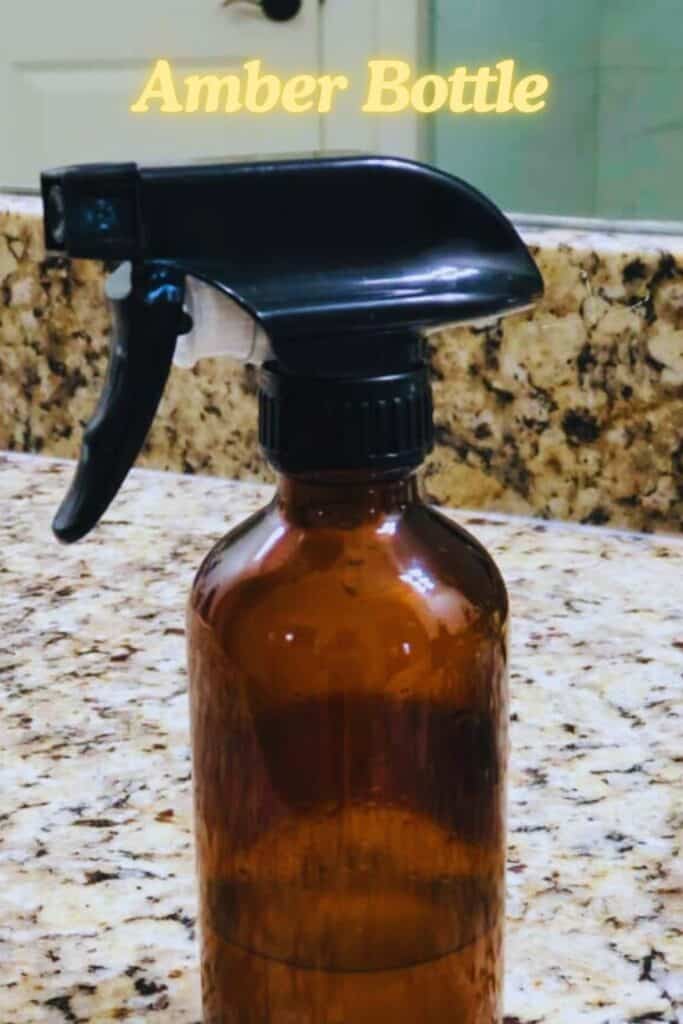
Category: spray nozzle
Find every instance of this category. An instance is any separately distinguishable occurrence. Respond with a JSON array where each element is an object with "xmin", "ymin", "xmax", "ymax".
[{"xmin": 41, "ymin": 153, "xmax": 543, "ymax": 542}]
